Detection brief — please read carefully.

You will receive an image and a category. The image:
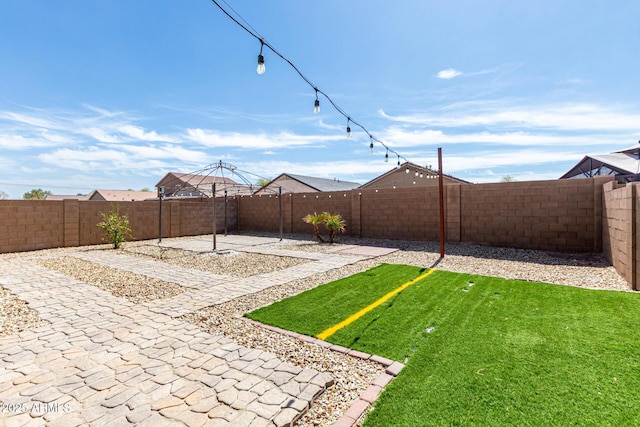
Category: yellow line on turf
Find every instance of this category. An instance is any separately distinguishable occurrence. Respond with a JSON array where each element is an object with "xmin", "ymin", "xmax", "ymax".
[{"xmin": 316, "ymin": 269, "xmax": 435, "ymax": 341}]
